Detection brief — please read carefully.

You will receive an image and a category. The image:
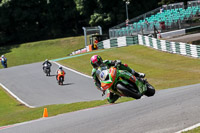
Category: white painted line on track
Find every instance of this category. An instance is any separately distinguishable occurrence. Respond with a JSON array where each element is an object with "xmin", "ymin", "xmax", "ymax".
[
  {"xmin": 175, "ymin": 123, "xmax": 200, "ymax": 133},
  {"xmin": 52, "ymin": 61, "xmax": 92, "ymax": 79},
  {"xmin": 0, "ymin": 83, "xmax": 35, "ymax": 108},
  {"xmin": 0, "ymin": 61, "xmax": 92, "ymax": 109}
]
